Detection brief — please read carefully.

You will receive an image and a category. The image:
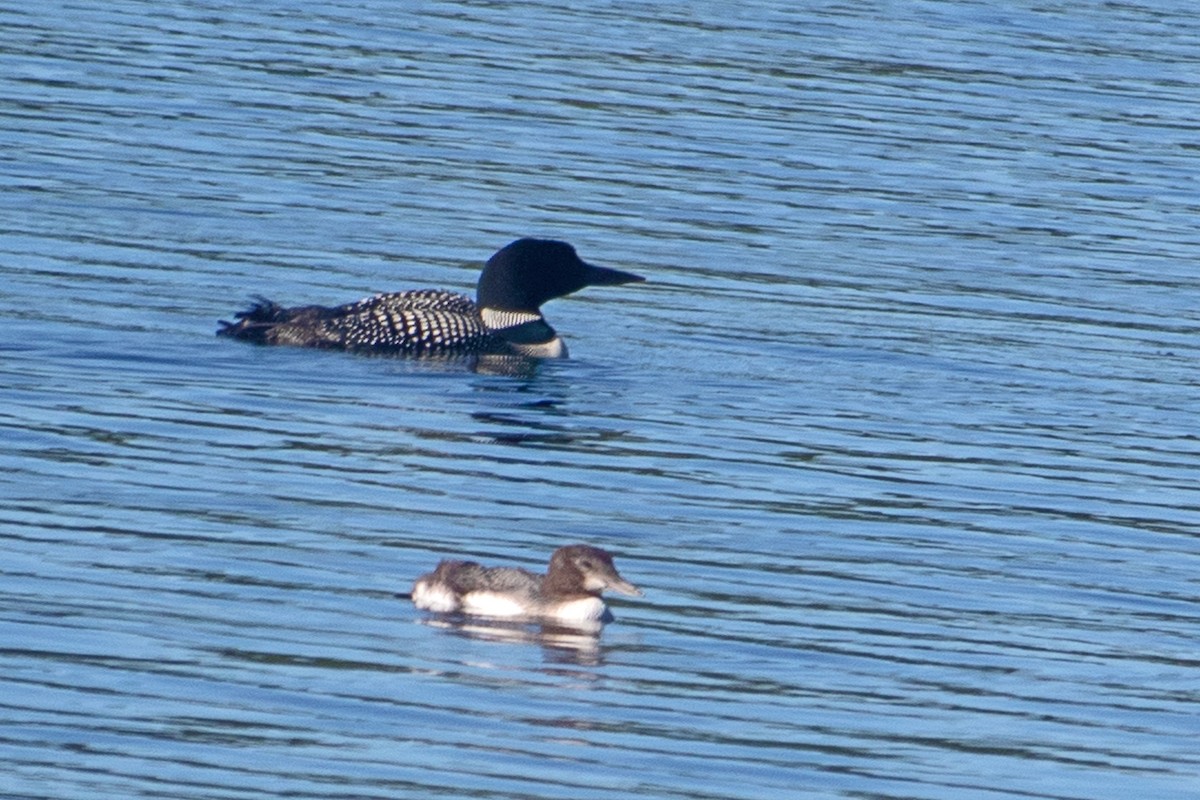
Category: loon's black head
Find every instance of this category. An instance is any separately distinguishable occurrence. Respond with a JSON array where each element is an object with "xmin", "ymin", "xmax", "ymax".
[{"xmin": 475, "ymin": 238, "xmax": 644, "ymax": 312}]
